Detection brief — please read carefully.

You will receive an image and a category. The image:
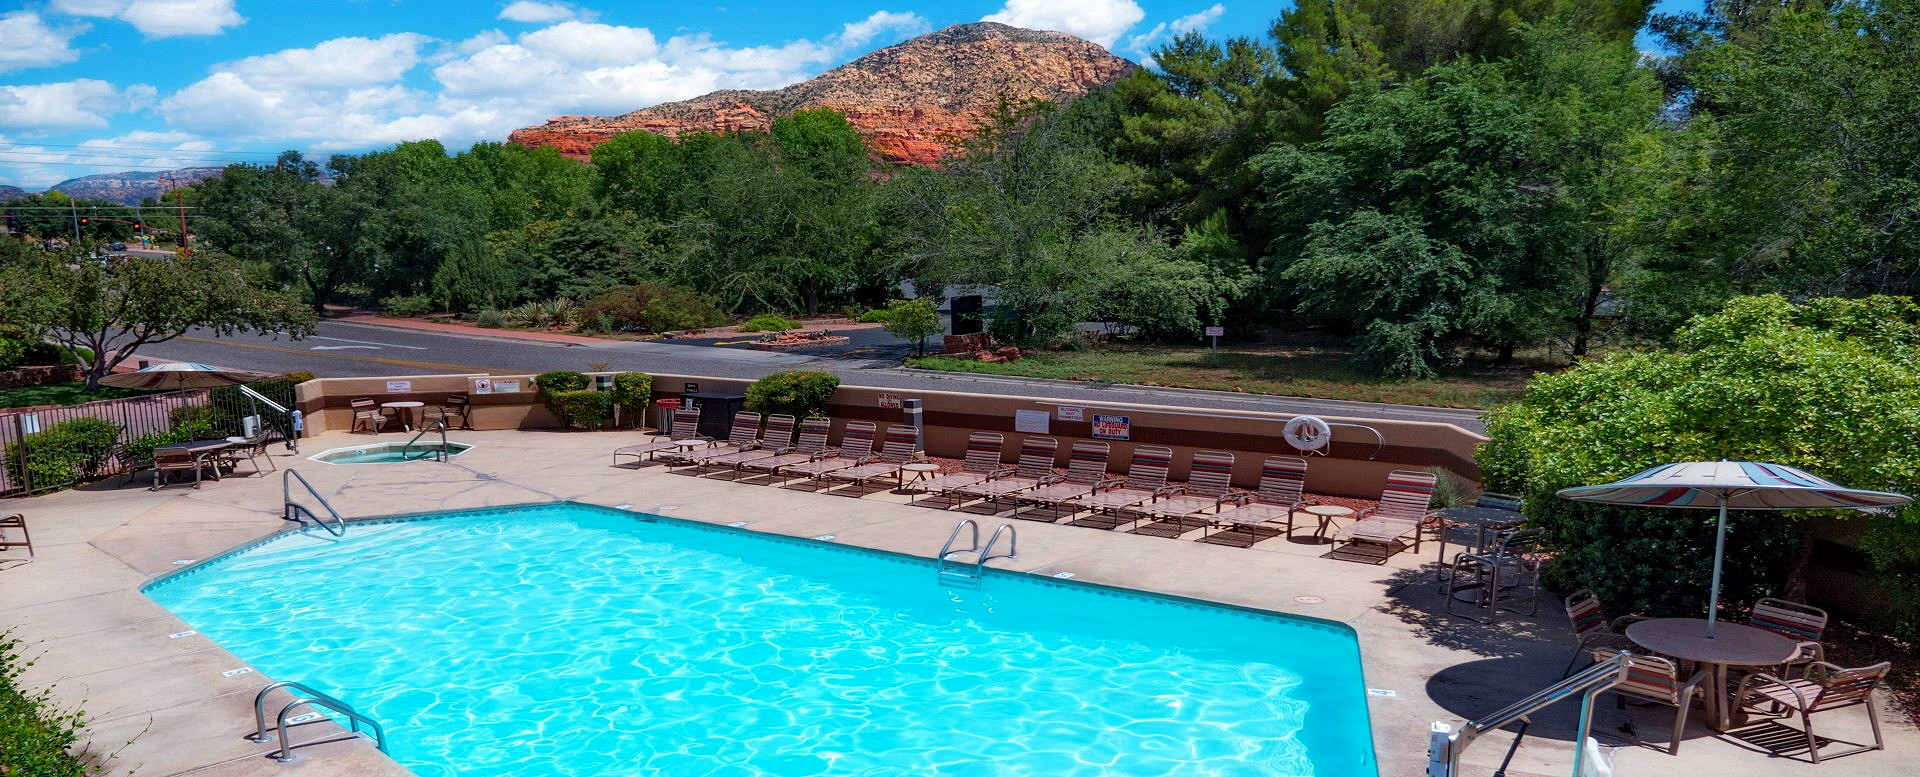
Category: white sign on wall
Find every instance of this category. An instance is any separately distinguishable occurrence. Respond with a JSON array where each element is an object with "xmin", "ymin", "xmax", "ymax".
[
  {"xmin": 473, "ymin": 378, "xmax": 493, "ymax": 395},
  {"xmin": 1014, "ymin": 409, "xmax": 1050, "ymax": 434},
  {"xmin": 385, "ymin": 380, "xmax": 411, "ymax": 393},
  {"xmin": 1055, "ymin": 406, "xmax": 1084, "ymax": 422},
  {"xmin": 493, "ymin": 380, "xmax": 521, "ymax": 394}
]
